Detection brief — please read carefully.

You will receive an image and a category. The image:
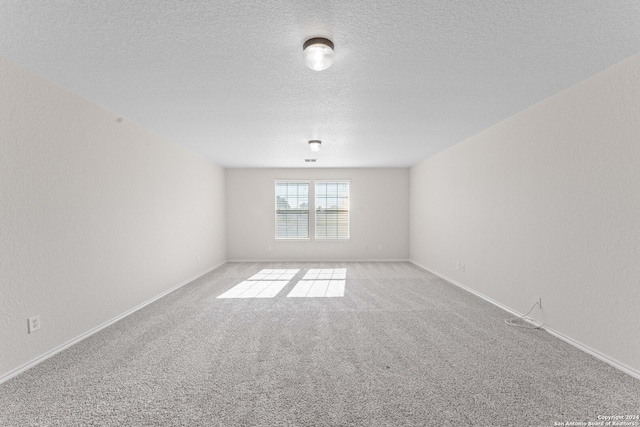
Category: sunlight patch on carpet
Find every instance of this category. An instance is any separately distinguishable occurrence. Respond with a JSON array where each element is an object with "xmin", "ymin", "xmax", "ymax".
[
  {"xmin": 247, "ymin": 269, "xmax": 299, "ymax": 281},
  {"xmin": 287, "ymin": 280, "xmax": 345, "ymax": 298},
  {"xmin": 302, "ymin": 268, "xmax": 346, "ymax": 280},
  {"xmin": 217, "ymin": 280, "xmax": 289, "ymax": 299}
]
